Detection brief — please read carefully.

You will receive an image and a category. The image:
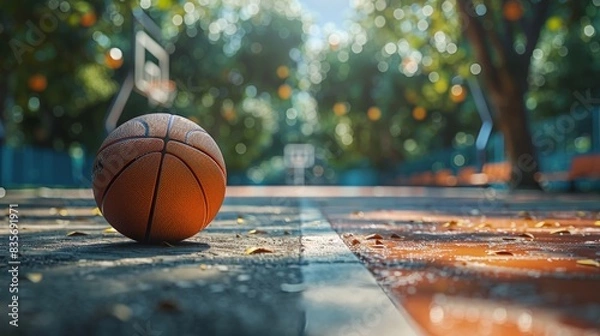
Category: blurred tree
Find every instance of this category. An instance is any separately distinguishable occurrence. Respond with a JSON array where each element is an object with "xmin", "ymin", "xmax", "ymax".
[
  {"xmin": 346, "ymin": 0, "xmax": 600, "ymax": 189},
  {"xmin": 313, "ymin": 1, "xmax": 479, "ymax": 172}
]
